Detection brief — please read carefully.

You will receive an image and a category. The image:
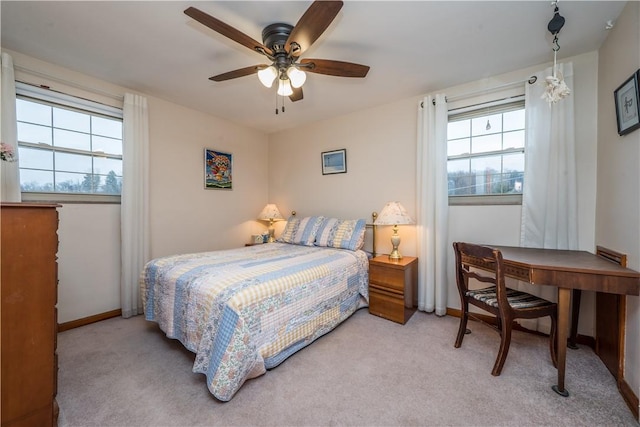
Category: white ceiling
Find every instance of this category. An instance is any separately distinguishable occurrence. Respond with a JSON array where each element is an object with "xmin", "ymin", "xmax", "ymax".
[{"xmin": 1, "ymin": 1, "xmax": 627, "ymax": 134}]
